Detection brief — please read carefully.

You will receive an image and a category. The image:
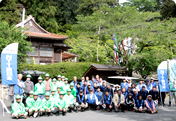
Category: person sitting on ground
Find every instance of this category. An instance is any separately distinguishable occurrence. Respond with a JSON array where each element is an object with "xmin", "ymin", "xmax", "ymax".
[
  {"xmin": 42, "ymin": 92, "xmax": 54, "ymax": 116},
  {"xmin": 75, "ymin": 90, "xmax": 88, "ymax": 111},
  {"xmin": 95, "ymin": 86, "xmax": 103, "ymax": 110},
  {"xmin": 145, "ymin": 95, "xmax": 158, "ymax": 114},
  {"xmin": 50, "ymin": 89, "xmax": 58, "ymax": 114},
  {"xmin": 133, "ymin": 94, "xmax": 146, "ymax": 113},
  {"xmin": 34, "ymin": 77, "xmax": 45, "ymax": 100},
  {"xmin": 149, "ymin": 86, "xmax": 159, "ymax": 107},
  {"xmin": 56, "ymin": 91, "xmax": 67, "ymax": 116},
  {"xmin": 113, "ymin": 90, "xmax": 125, "ymax": 112},
  {"xmin": 139, "ymin": 86, "xmax": 148, "ymax": 100},
  {"xmin": 121, "ymin": 87, "xmax": 128, "ymax": 99},
  {"xmin": 31, "ymin": 92, "xmax": 44, "ymax": 117},
  {"xmin": 11, "ymin": 95, "xmax": 28, "ymax": 119},
  {"xmin": 101, "ymin": 90, "xmax": 113, "ymax": 112},
  {"xmin": 126, "ymin": 93, "xmax": 135, "ymax": 111},
  {"xmin": 75, "ymin": 82, "xmax": 82, "ymax": 96},
  {"xmin": 85, "ymin": 88, "xmax": 99, "ymax": 110},
  {"xmin": 64, "ymin": 89, "xmax": 75, "ymax": 112},
  {"xmin": 25, "ymin": 91, "xmax": 34, "ymax": 117}
]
